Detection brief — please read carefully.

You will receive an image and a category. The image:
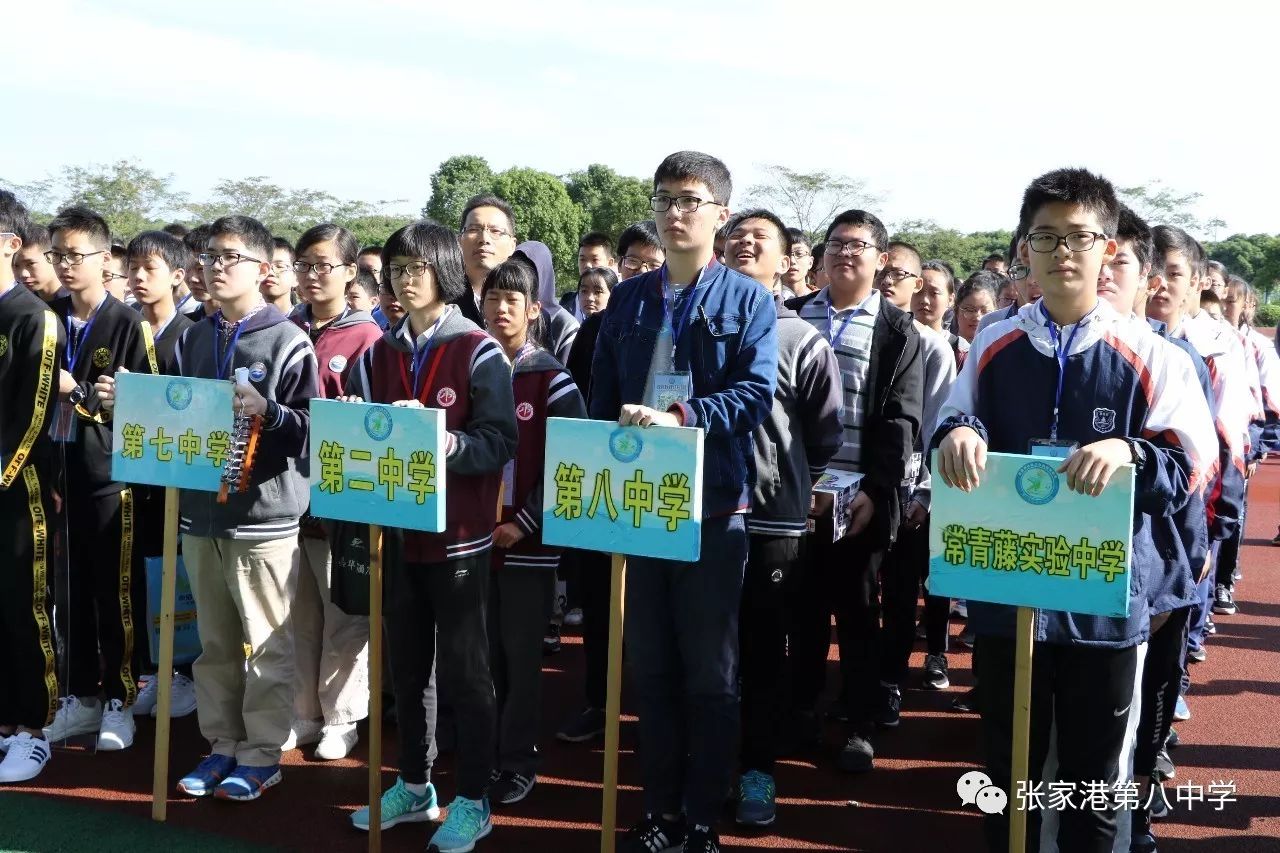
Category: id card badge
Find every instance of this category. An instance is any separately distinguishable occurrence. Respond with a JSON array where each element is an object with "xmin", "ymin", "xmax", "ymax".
[
  {"xmin": 501, "ymin": 459, "xmax": 515, "ymax": 507},
  {"xmin": 49, "ymin": 402, "xmax": 79, "ymax": 443},
  {"xmin": 1029, "ymin": 438, "xmax": 1078, "ymax": 459},
  {"xmin": 652, "ymin": 371, "xmax": 692, "ymax": 413}
]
